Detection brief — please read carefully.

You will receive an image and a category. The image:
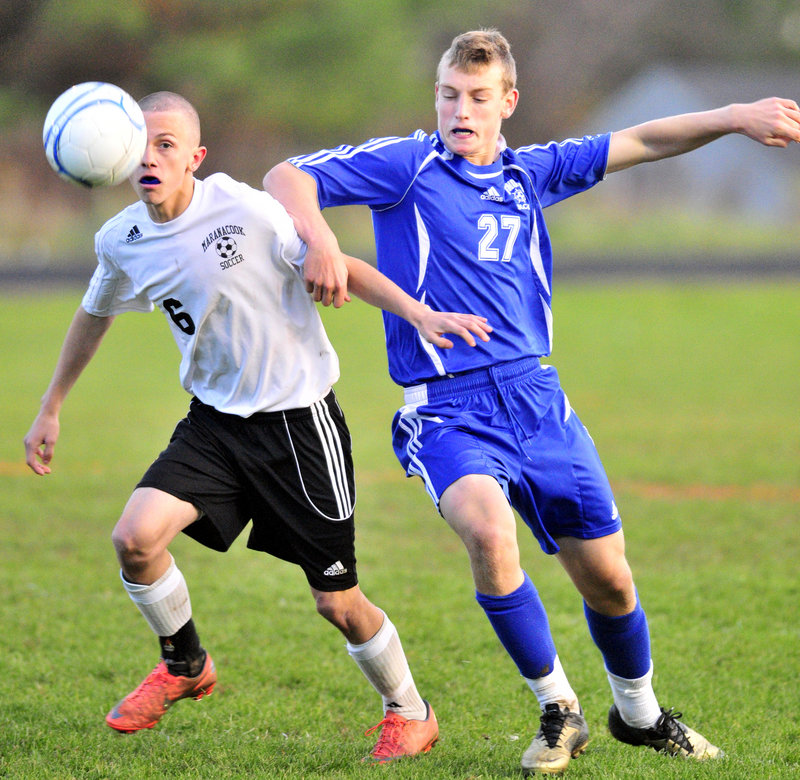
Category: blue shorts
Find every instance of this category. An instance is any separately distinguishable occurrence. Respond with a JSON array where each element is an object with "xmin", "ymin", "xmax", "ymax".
[{"xmin": 392, "ymin": 357, "xmax": 621, "ymax": 554}]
